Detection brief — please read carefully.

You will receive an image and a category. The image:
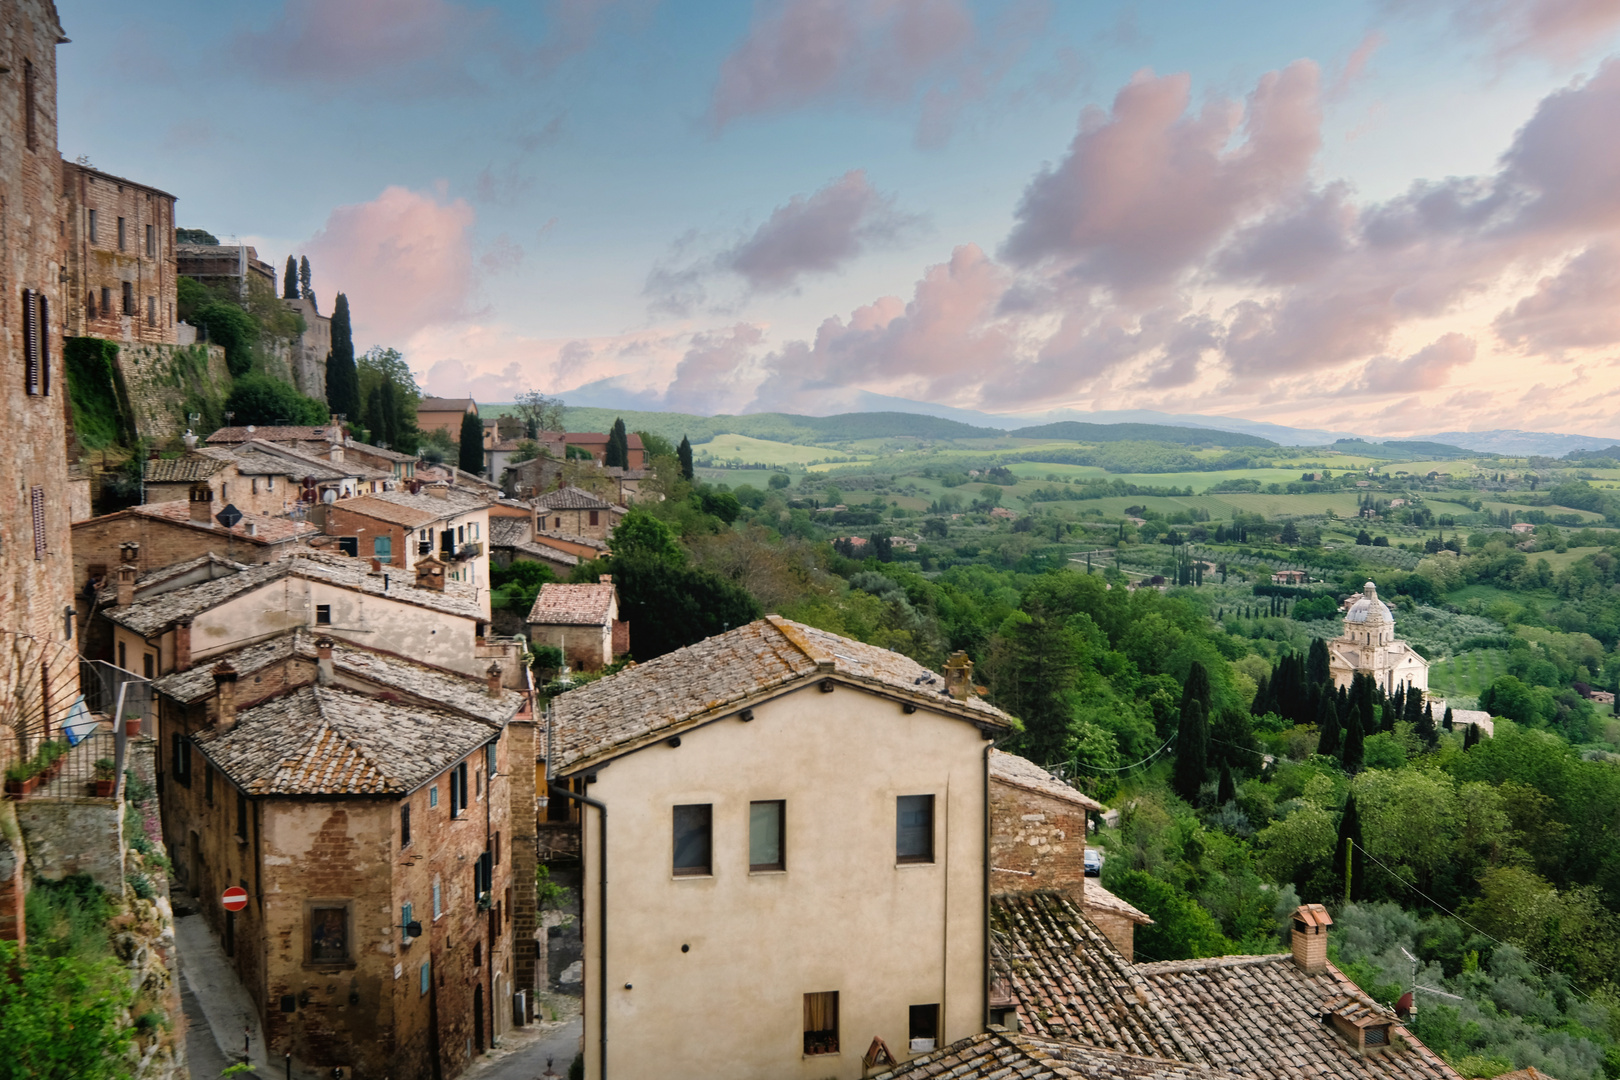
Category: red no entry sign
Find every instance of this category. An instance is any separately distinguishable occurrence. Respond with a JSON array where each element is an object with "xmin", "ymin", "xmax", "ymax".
[{"xmin": 222, "ymin": 886, "xmax": 249, "ymax": 911}]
